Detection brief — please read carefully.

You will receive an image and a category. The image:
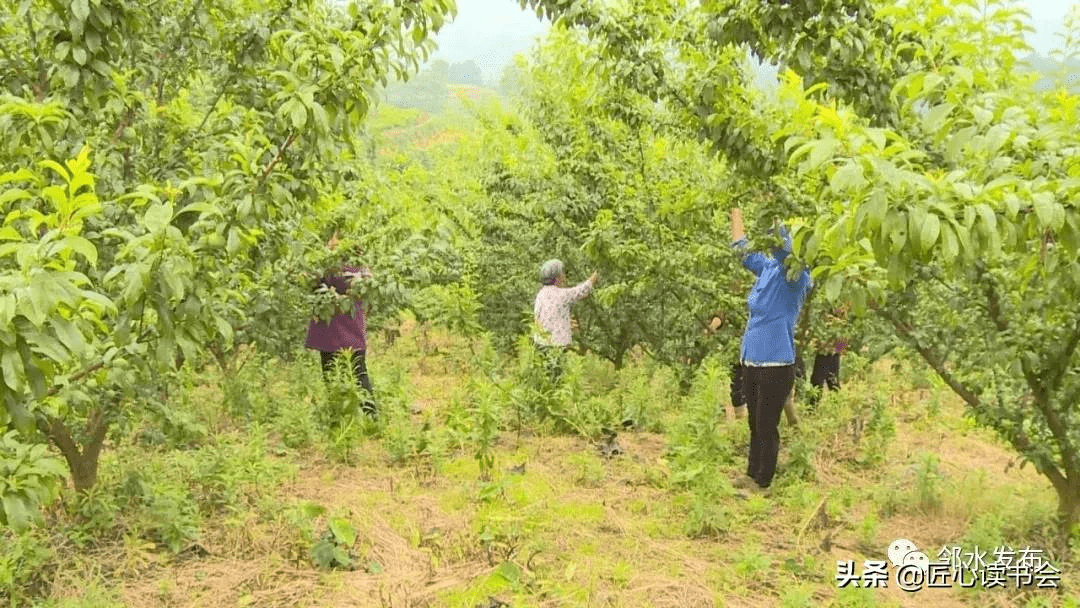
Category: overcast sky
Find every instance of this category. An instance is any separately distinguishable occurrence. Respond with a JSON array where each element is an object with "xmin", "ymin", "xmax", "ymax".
[
  {"xmin": 430, "ymin": 0, "xmax": 1074, "ymax": 82},
  {"xmin": 1027, "ymin": 0, "xmax": 1073, "ymax": 53}
]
